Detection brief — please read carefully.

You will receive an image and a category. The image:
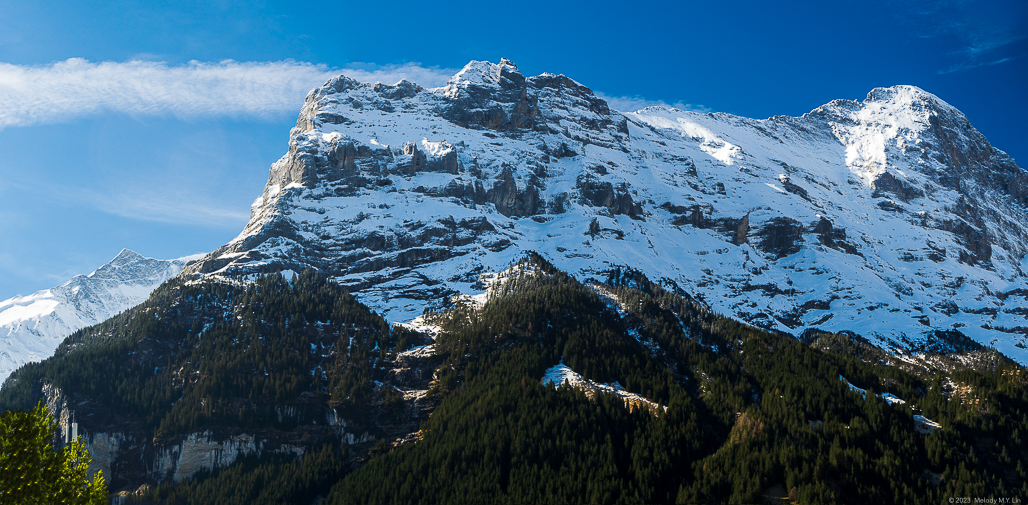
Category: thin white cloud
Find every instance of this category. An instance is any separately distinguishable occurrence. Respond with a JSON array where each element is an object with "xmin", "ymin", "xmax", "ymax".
[
  {"xmin": 938, "ymin": 55, "xmax": 1021, "ymax": 75},
  {"xmin": 36, "ymin": 182, "xmax": 249, "ymax": 228},
  {"xmin": 596, "ymin": 92, "xmax": 709, "ymax": 113},
  {"xmin": 0, "ymin": 59, "xmax": 332, "ymax": 126},
  {"xmin": 0, "ymin": 247, "xmax": 93, "ymax": 294},
  {"xmin": 940, "ymin": 25, "xmax": 1027, "ymax": 73},
  {"xmin": 0, "ymin": 58, "xmax": 706, "ymax": 124},
  {"xmin": 94, "ymin": 191, "xmax": 253, "ymax": 227},
  {"xmin": 340, "ymin": 62, "xmax": 457, "ymax": 89},
  {"xmin": 0, "ymin": 59, "xmax": 457, "ymax": 127},
  {"xmin": 887, "ymin": 0, "xmax": 1025, "ymax": 74}
]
